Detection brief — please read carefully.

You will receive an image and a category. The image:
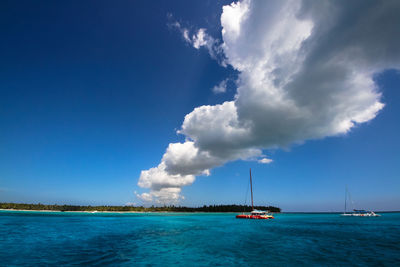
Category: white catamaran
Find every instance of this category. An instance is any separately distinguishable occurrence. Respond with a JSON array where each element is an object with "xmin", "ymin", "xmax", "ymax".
[
  {"xmin": 236, "ymin": 168, "xmax": 274, "ymax": 220},
  {"xmin": 341, "ymin": 187, "xmax": 380, "ymax": 217}
]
